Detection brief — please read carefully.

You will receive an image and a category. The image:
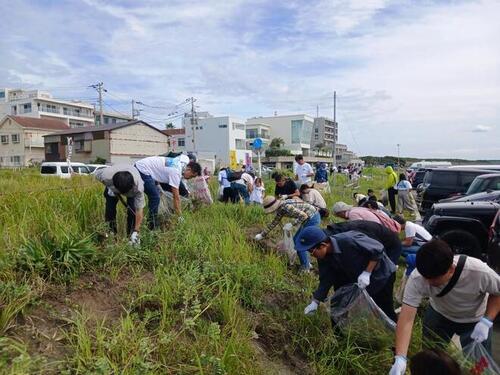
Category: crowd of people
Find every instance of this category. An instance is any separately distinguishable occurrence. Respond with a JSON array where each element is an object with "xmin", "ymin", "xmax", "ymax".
[{"xmin": 94, "ymin": 154, "xmax": 499, "ymax": 374}]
